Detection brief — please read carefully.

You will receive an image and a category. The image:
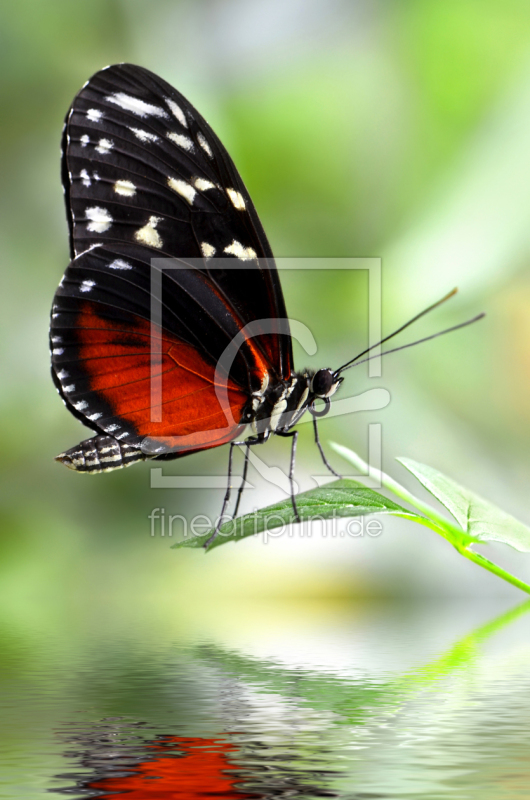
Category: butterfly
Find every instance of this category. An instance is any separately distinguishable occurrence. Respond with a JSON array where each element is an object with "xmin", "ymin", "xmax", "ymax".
[{"xmin": 50, "ymin": 64, "xmax": 483, "ymax": 544}]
